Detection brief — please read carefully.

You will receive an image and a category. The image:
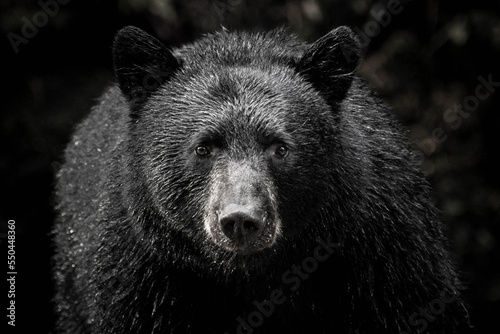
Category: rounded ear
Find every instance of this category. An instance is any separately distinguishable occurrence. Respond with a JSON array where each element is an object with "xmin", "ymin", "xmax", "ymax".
[
  {"xmin": 296, "ymin": 26, "xmax": 360, "ymax": 102},
  {"xmin": 113, "ymin": 26, "xmax": 181, "ymax": 107}
]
